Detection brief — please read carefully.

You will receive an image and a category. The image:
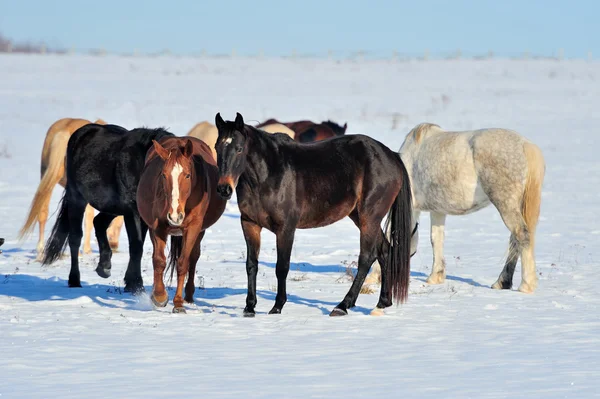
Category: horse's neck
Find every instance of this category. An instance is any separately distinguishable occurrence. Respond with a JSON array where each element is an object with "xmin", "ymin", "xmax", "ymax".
[{"xmin": 242, "ymin": 132, "xmax": 279, "ymax": 186}]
